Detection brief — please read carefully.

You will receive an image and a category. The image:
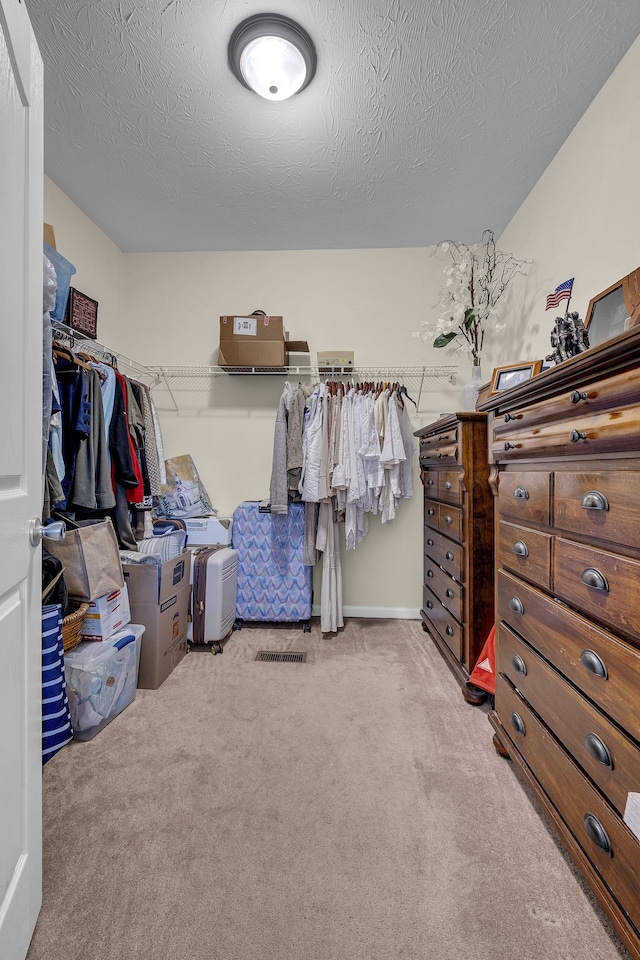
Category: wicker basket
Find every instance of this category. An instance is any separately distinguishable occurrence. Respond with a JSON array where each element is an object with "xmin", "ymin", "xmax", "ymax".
[{"xmin": 61, "ymin": 600, "xmax": 89, "ymax": 653}]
